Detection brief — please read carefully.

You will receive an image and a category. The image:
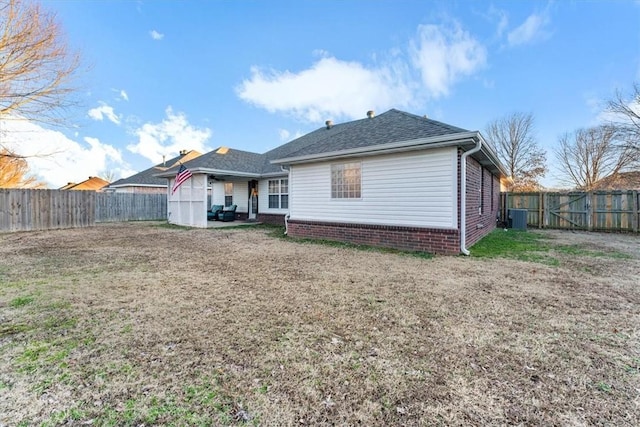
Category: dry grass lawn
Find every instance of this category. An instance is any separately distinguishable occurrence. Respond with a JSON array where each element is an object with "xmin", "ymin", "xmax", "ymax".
[{"xmin": 0, "ymin": 222, "xmax": 639, "ymax": 426}]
